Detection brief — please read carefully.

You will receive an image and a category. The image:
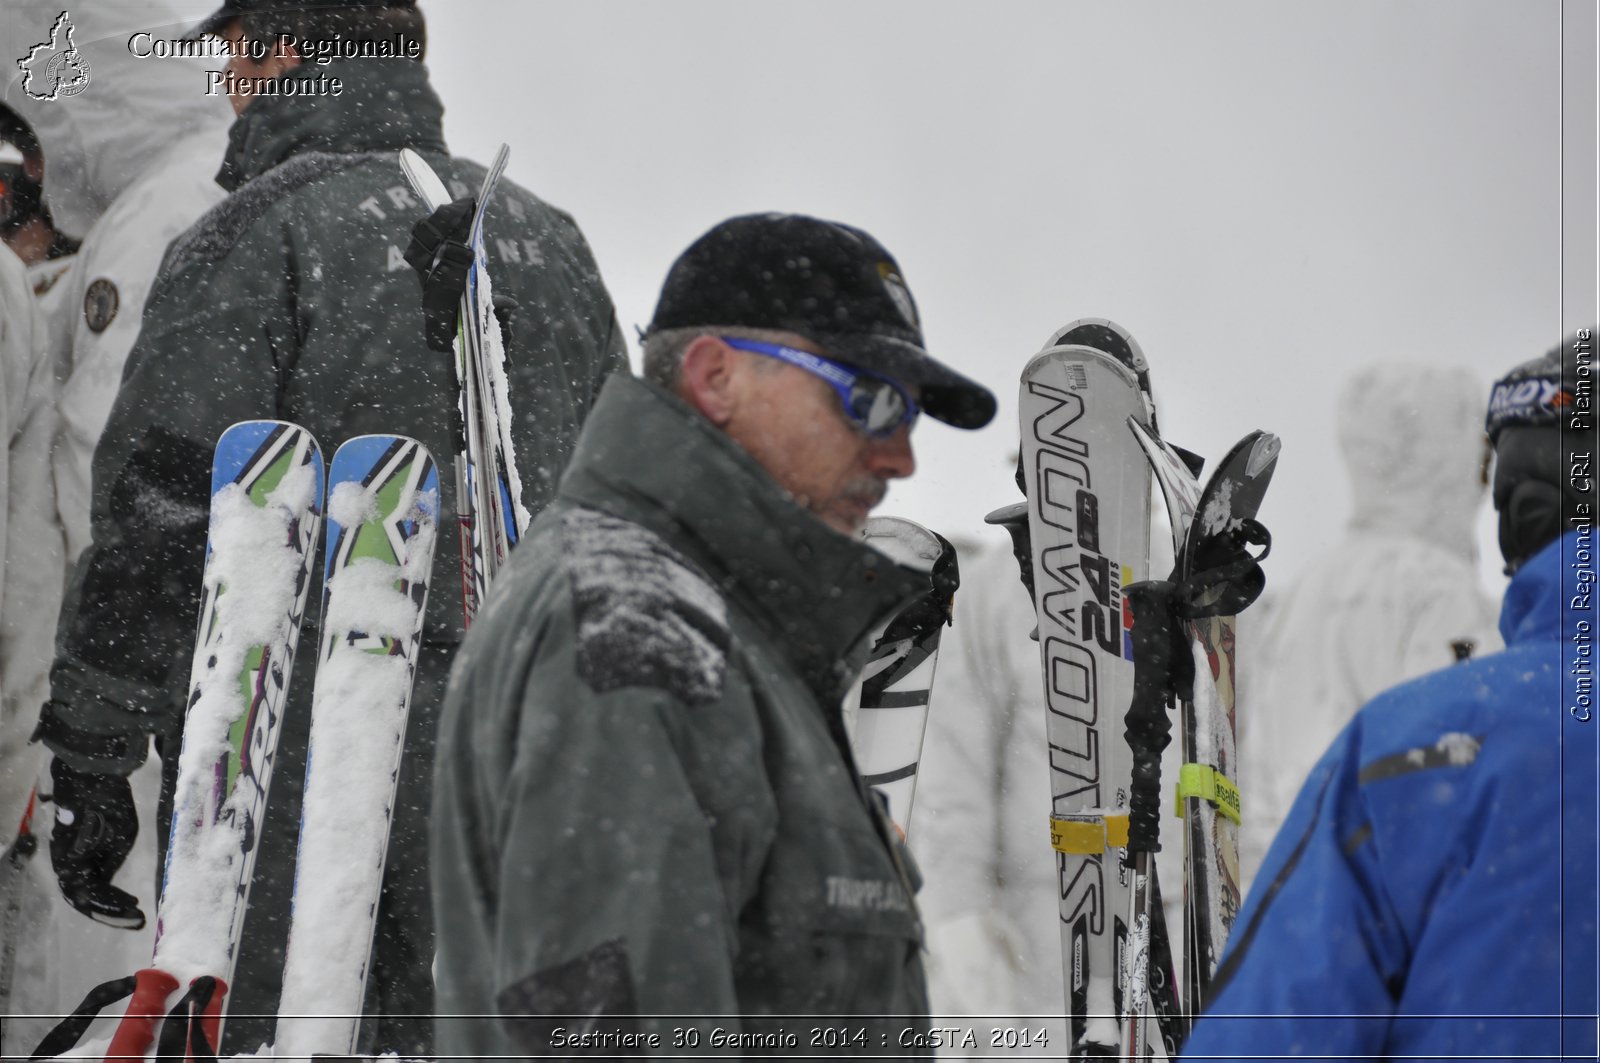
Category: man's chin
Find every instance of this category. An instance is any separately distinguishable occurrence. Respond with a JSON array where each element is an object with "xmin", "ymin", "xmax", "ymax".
[
  {"xmin": 820, "ymin": 500, "xmax": 877, "ymax": 538},
  {"xmin": 815, "ymin": 512, "xmax": 865, "ymax": 538}
]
